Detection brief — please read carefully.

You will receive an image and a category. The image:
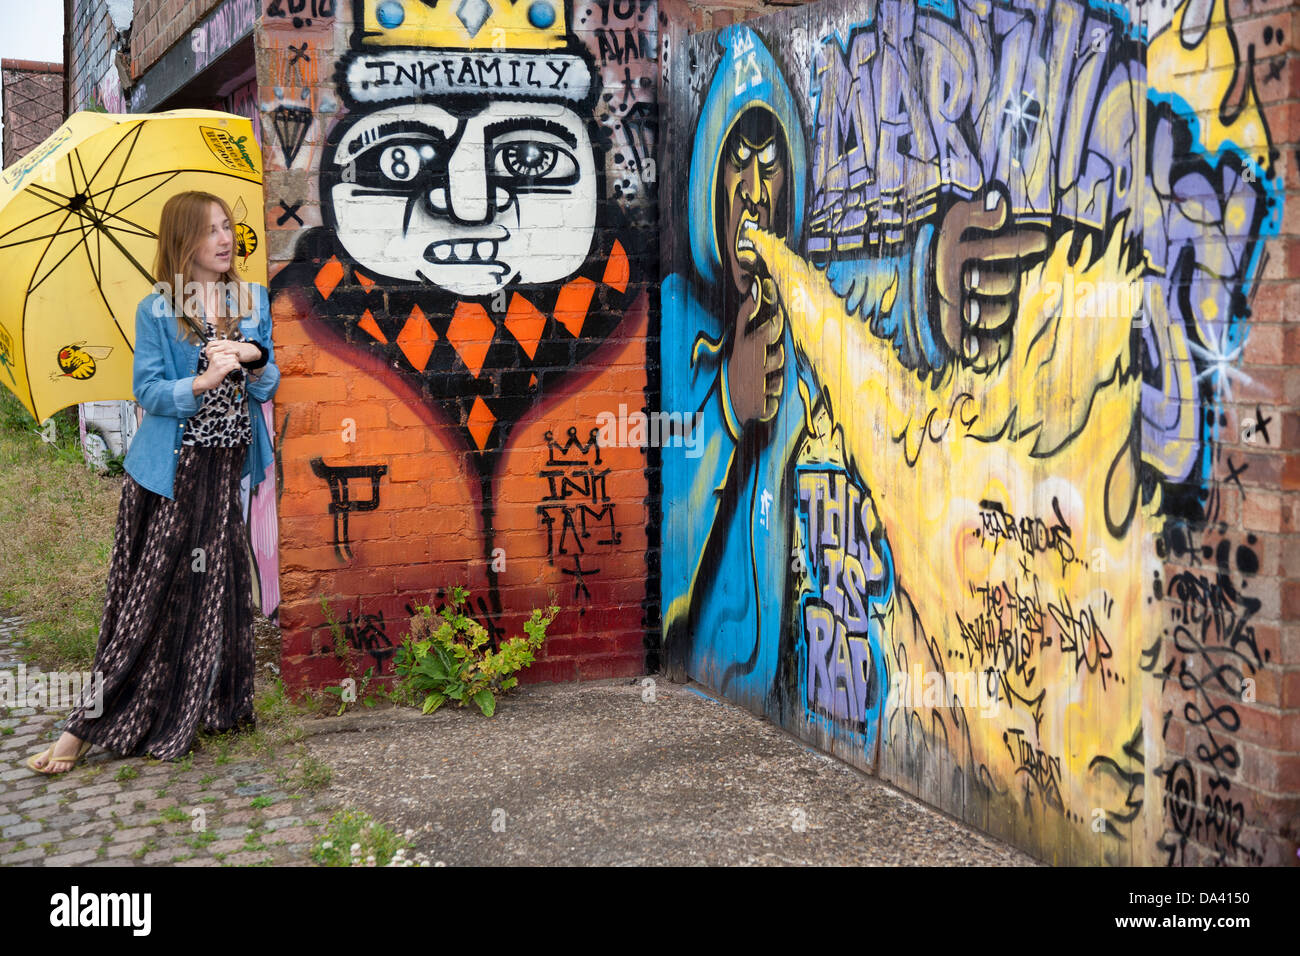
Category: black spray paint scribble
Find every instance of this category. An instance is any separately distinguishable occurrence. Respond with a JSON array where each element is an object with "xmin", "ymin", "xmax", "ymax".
[{"xmin": 310, "ymin": 457, "xmax": 388, "ymax": 560}]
